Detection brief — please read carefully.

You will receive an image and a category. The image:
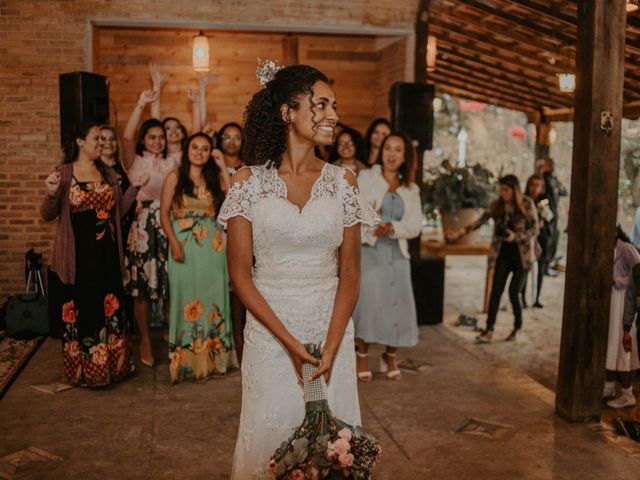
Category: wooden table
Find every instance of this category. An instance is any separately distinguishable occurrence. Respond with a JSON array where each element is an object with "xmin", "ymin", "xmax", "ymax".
[{"xmin": 421, "ymin": 240, "xmax": 493, "ymax": 313}]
